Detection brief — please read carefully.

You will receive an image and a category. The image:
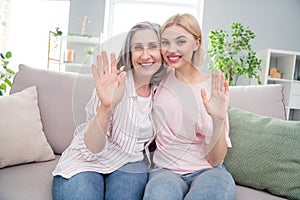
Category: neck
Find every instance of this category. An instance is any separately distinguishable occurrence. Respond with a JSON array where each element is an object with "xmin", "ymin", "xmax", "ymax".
[
  {"xmin": 133, "ymin": 73, "xmax": 151, "ymax": 97},
  {"xmin": 175, "ymin": 64, "xmax": 203, "ymax": 84}
]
